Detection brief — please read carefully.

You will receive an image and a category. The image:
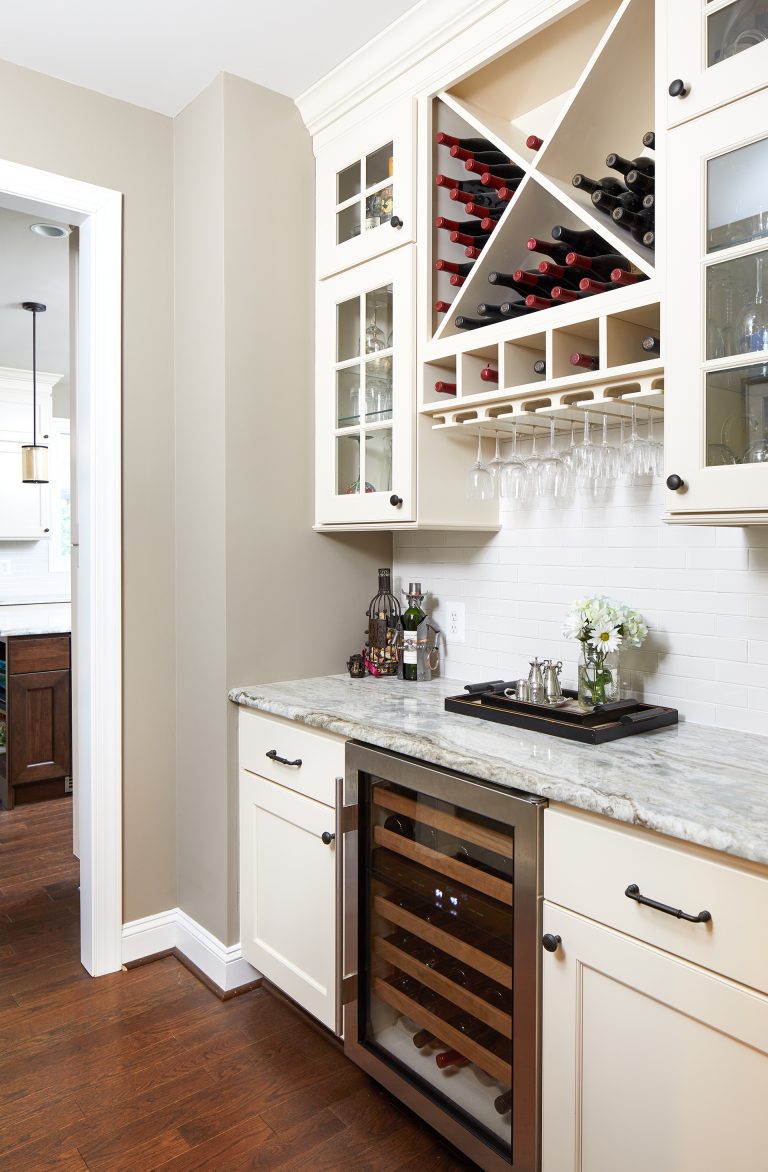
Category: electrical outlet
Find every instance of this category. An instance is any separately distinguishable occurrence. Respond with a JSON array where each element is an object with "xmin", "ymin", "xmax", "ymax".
[
  {"xmin": 446, "ymin": 600, "xmax": 466, "ymax": 643},
  {"xmin": 0, "ymin": 560, "xmax": 10, "ymax": 576}
]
